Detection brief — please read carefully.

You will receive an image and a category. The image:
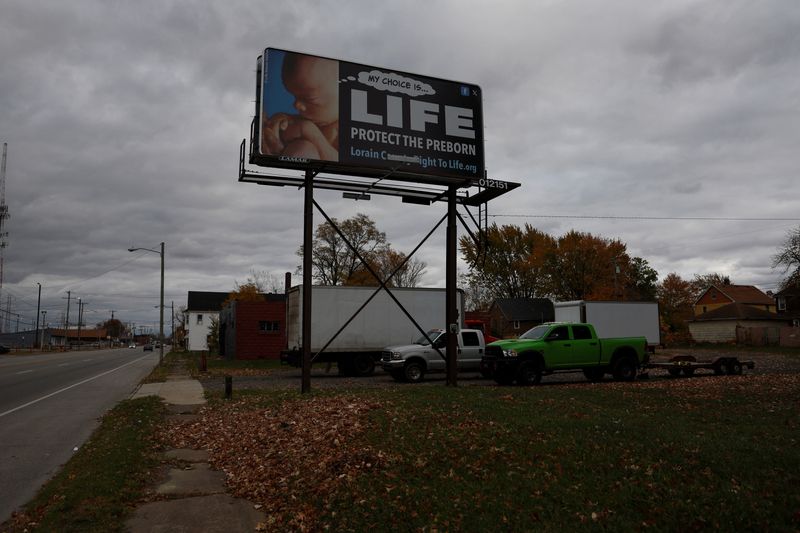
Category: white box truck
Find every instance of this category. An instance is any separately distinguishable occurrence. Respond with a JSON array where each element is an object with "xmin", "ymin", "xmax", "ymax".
[
  {"xmin": 282, "ymin": 285, "xmax": 464, "ymax": 376},
  {"xmin": 554, "ymin": 300, "xmax": 661, "ymax": 350}
]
